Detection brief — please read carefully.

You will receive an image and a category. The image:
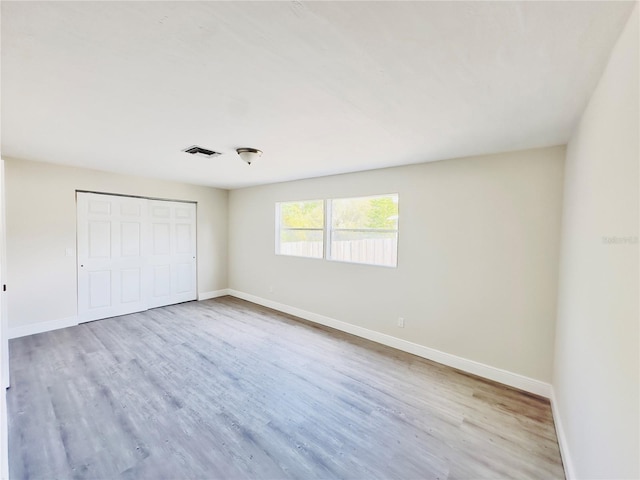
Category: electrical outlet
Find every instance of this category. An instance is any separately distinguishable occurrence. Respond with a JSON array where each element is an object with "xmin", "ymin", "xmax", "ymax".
[
  {"xmin": 397, "ymin": 317, "xmax": 405, "ymax": 328},
  {"xmin": 269, "ymin": 285, "xmax": 275, "ymax": 293}
]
